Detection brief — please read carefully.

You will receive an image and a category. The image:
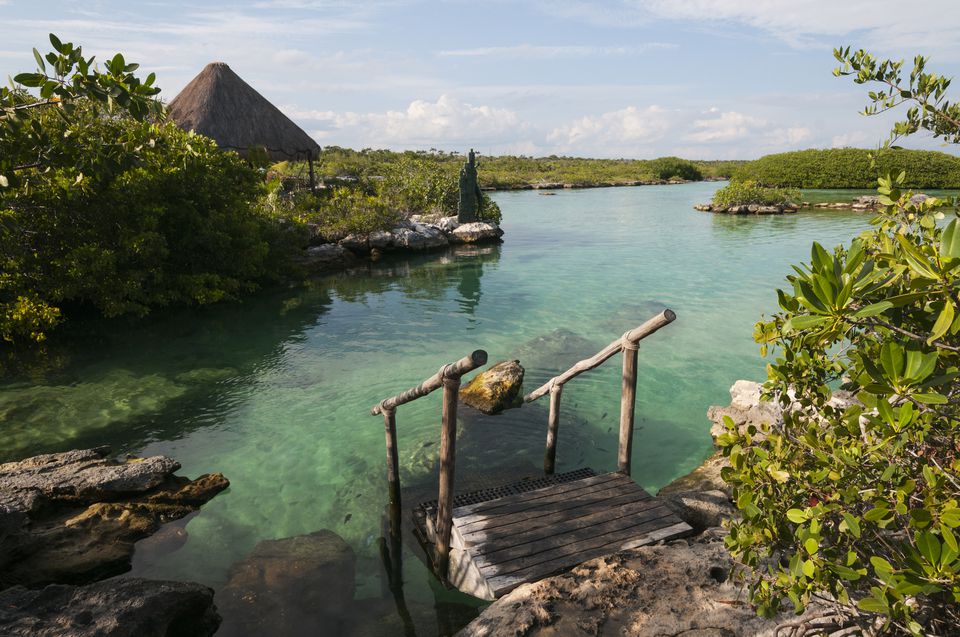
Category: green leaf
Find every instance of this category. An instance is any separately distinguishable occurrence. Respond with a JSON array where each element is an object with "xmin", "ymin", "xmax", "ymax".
[
  {"xmin": 858, "ymin": 595, "xmax": 888, "ymax": 613},
  {"xmin": 0, "ymin": 175, "xmax": 8, "ymax": 188},
  {"xmin": 843, "ymin": 512, "xmax": 862, "ymax": 538},
  {"xmin": 917, "ymin": 531, "xmax": 941, "ymax": 565},
  {"xmin": 804, "ymin": 538, "xmax": 819, "ymax": 555},
  {"xmin": 49, "ymin": 33, "xmax": 63, "ymax": 53},
  {"xmin": 788, "ymin": 315, "xmax": 830, "ymax": 330},
  {"xmin": 802, "ymin": 559, "xmax": 816, "ymax": 577},
  {"xmin": 786, "ymin": 509, "xmax": 808, "ymax": 524},
  {"xmin": 852, "ymin": 301, "xmax": 893, "ymax": 318},
  {"xmin": 32, "ymin": 47, "xmax": 46, "ymax": 73},
  {"xmin": 942, "ymin": 507, "xmax": 960, "ymax": 528},
  {"xmin": 13, "ymin": 72, "xmax": 44, "ymax": 87},
  {"xmin": 941, "ymin": 219, "xmax": 960, "ymax": 259},
  {"xmin": 870, "ymin": 555, "xmax": 894, "ymax": 575},
  {"xmin": 929, "ymin": 301, "xmax": 955, "ymax": 344},
  {"xmin": 942, "ymin": 526, "xmax": 958, "ymax": 553}
]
